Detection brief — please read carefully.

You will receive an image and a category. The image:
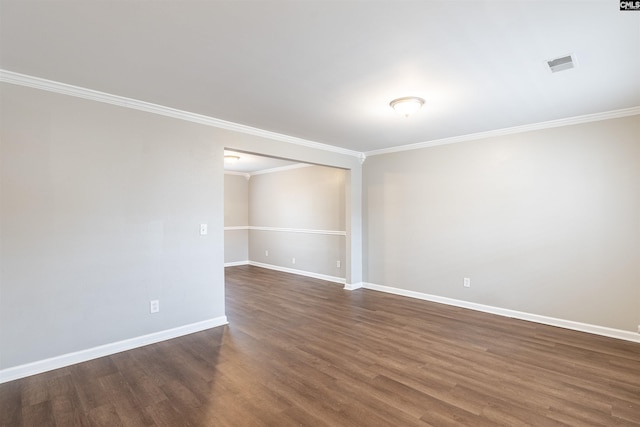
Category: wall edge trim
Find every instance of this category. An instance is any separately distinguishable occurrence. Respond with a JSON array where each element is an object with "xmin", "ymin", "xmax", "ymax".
[
  {"xmin": 224, "ymin": 261, "xmax": 250, "ymax": 267},
  {"xmin": 249, "ymin": 261, "xmax": 346, "ymax": 285},
  {"xmin": 0, "ymin": 316, "xmax": 228, "ymax": 384},
  {"xmin": 224, "ymin": 226, "xmax": 345, "ymax": 235},
  {"xmin": 248, "ymin": 226, "xmax": 346, "ymax": 236},
  {"xmin": 0, "ymin": 69, "xmax": 361, "ymax": 159},
  {"xmin": 362, "ymin": 282, "xmax": 640, "ymax": 343},
  {"xmin": 249, "ymin": 163, "xmax": 314, "ymax": 176},
  {"xmin": 365, "ymin": 106, "xmax": 640, "ymax": 157},
  {"xmin": 5, "ymin": 70, "xmax": 635, "ymax": 159},
  {"xmin": 224, "ymin": 171, "xmax": 251, "ymax": 179}
]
